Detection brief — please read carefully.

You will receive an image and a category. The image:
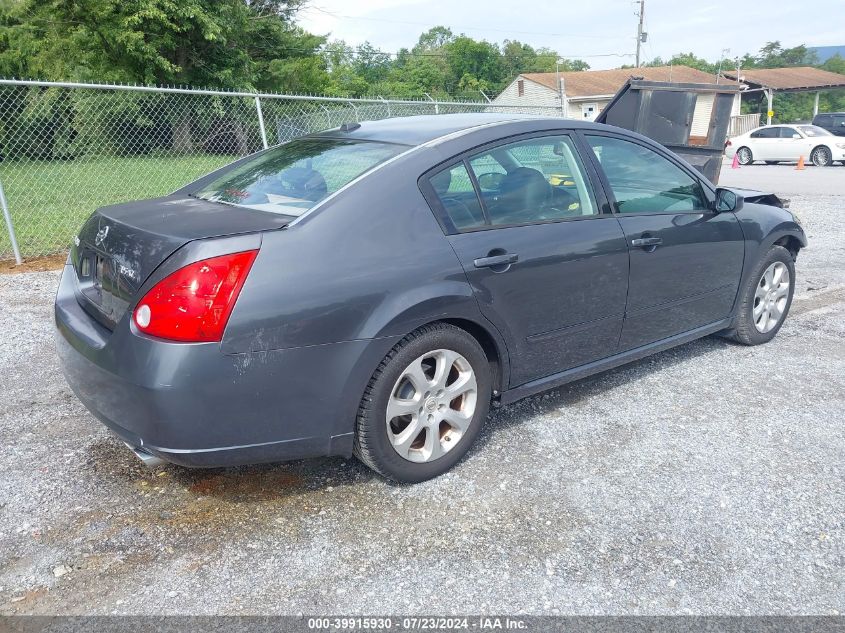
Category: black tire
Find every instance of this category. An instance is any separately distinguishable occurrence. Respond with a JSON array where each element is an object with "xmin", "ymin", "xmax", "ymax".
[
  {"xmin": 354, "ymin": 323, "xmax": 492, "ymax": 483},
  {"xmin": 737, "ymin": 147, "xmax": 753, "ymax": 165},
  {"xmin": 811, "ymin": 145, "xmax": 832, "ymax": 167},
  {"xmin": 725, "ymin": 245, "xmax": 795, "ymax": 346}
]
